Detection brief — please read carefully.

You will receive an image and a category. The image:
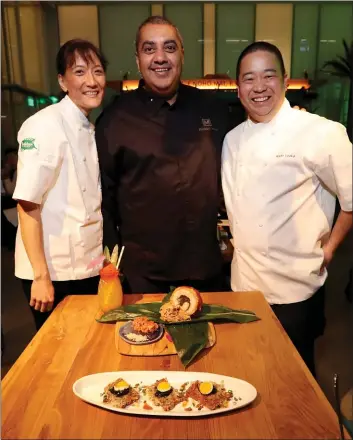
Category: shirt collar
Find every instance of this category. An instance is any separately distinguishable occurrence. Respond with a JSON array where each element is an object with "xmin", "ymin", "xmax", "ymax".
[
  {"xmin": 59, "ymin": 95, "xmax": 91, "ymax": 128},
  {"xmin": 136, "ymin": 79, "xmax": 186, "ymax": 109}
]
